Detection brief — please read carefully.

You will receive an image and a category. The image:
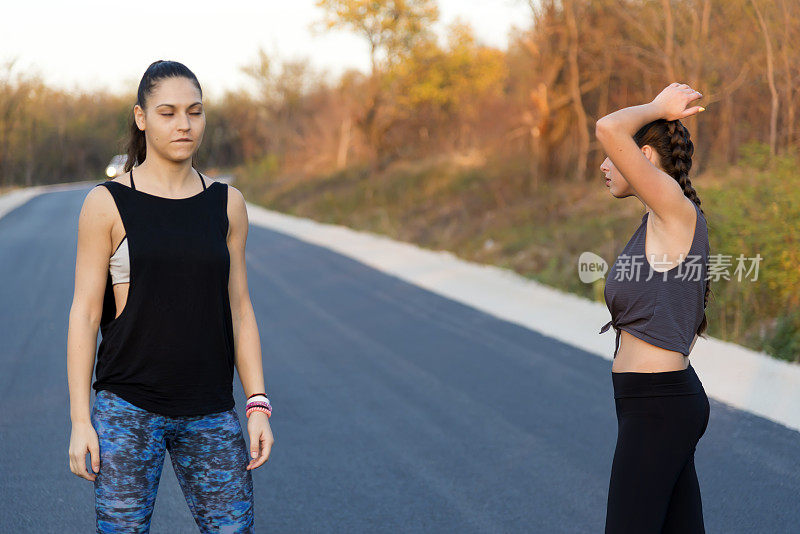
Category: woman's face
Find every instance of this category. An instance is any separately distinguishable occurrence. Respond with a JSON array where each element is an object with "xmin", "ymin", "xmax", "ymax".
[
  {"xmin": 600, "ymin": 156, "xmax": 631, "ymax": 198},
  {"xmin": 600, "ymin": 145, "xmax": 659, "ymax": 198},
  {"xmin": 134, "ymin": 76, "xmax": 205, "ymax": 164}
]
